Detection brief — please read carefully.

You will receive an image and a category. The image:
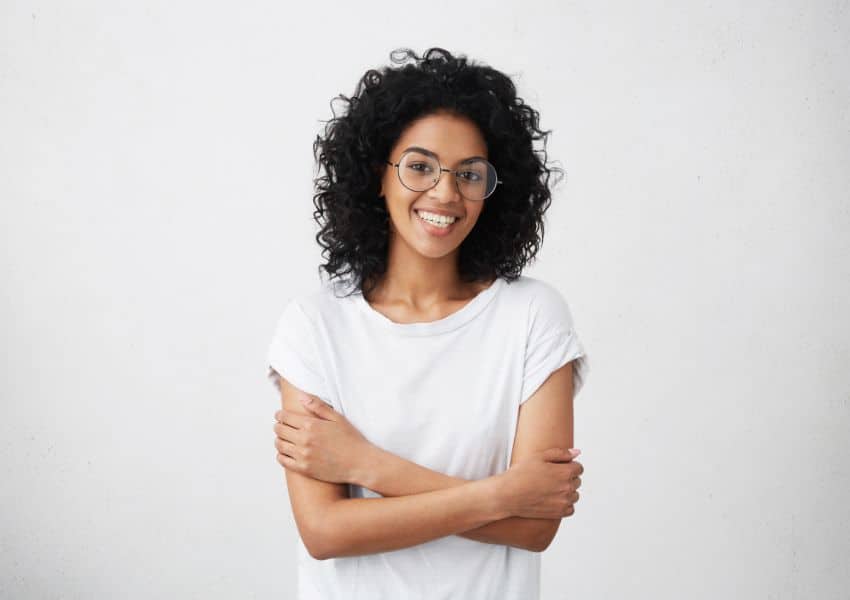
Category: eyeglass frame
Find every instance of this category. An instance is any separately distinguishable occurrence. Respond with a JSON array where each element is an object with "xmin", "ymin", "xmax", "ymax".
[{"xmin": 385, "ymin": 149, "xmax": 503, "ymax": 201}]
